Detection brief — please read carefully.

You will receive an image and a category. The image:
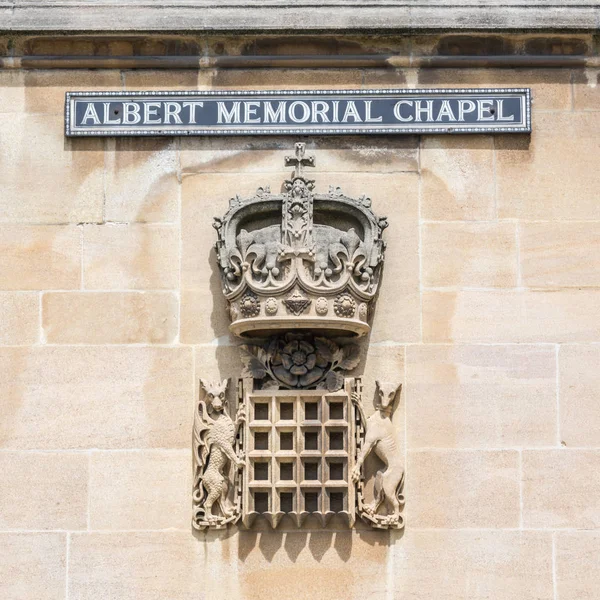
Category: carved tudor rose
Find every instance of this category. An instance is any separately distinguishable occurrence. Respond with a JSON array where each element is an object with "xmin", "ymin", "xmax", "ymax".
[{"xmin": 194, "ymin": 143, "xmax": 404, "ymax": 531}]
